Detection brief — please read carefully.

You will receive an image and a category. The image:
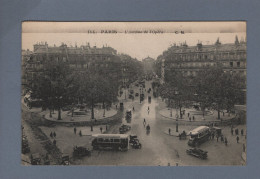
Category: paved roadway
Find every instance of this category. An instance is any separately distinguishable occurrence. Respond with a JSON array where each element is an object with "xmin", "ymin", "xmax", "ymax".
[
  {"xmin": 74, "ymin": 80, "xmax": 245, "ymax": 166},
  {"xmin": 22, "ymin": 80, "xmax": 246, "ymax": 166}
]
